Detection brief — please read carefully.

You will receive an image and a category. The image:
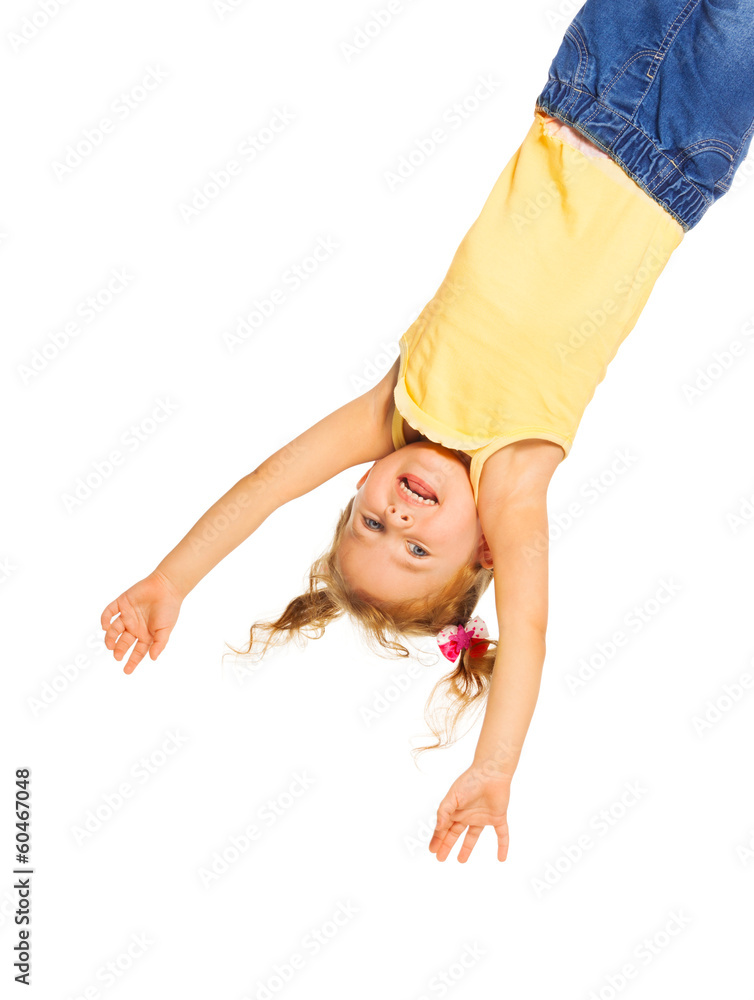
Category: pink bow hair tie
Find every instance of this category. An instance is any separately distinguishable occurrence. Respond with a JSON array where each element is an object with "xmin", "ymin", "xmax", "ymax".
[{"xmin": 436, "ymin": 616, "xmax": 490, "ymax": 662}]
